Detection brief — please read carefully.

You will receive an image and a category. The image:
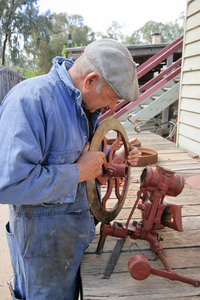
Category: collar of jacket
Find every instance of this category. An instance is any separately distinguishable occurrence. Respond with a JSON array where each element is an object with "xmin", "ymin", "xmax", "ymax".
[
  {"xmin": 52, "ymin": 56, "xmax": 82, "ymax": 105},
  {"xmin": 52, "ymin": 56, "xmax": 103, "ymax": 120}
]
